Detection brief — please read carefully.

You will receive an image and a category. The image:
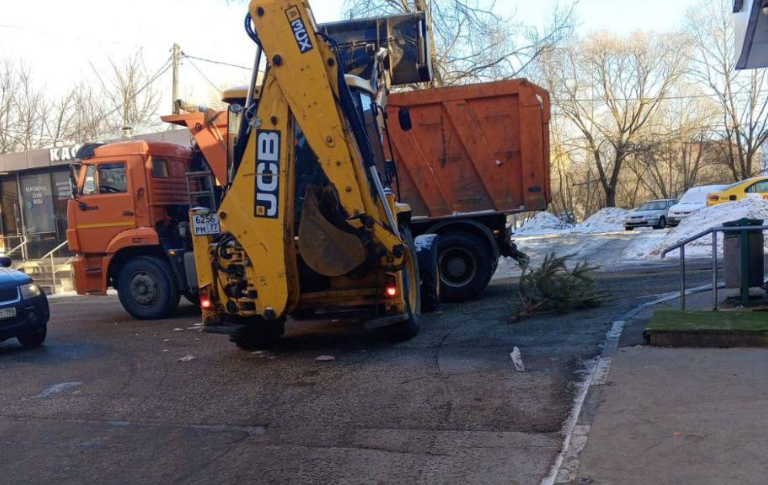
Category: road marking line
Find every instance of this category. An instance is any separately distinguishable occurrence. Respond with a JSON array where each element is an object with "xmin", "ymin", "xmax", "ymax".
[
  {"xmin": 555, "ymin": 424, "xmax": 591, "ymax": 484},
  {"xmin": 23, "ymin": 381, "xmax": 82, "ymax": 400},
  {"xmin": 592, "ymin": 358, "xmax": 612, "ymax": 386}
]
